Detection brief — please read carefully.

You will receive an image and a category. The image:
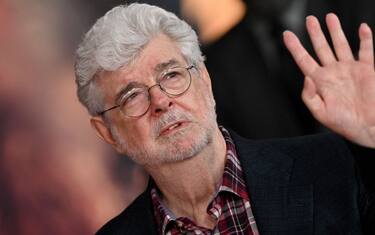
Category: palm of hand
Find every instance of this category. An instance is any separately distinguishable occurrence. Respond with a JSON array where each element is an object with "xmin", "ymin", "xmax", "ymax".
[
  {"xmin": 312, "ymin": 61, "xmax": 375, "ymax": 146},
  {"xmin": 284, "ymin": 13, "xmax": 375, "ymax": 147}
]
